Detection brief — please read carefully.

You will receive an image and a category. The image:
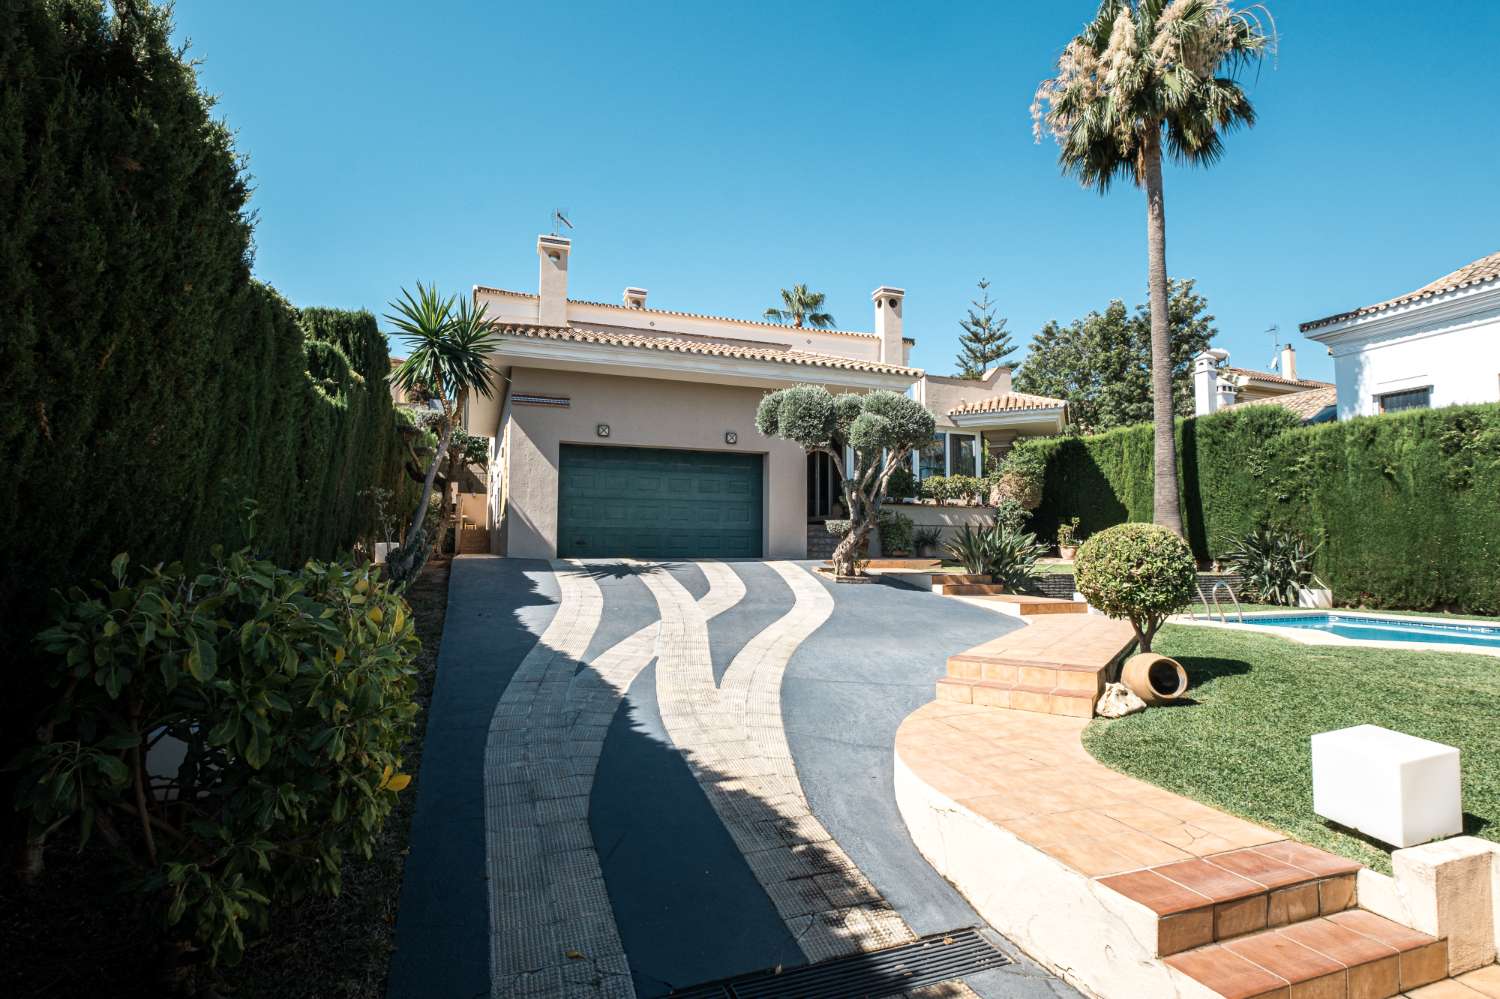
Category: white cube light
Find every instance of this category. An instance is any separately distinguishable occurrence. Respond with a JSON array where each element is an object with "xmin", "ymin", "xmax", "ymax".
[{"xmin": 1311, "ymin": 725, "xmax": 1462, "ymax": 848}]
